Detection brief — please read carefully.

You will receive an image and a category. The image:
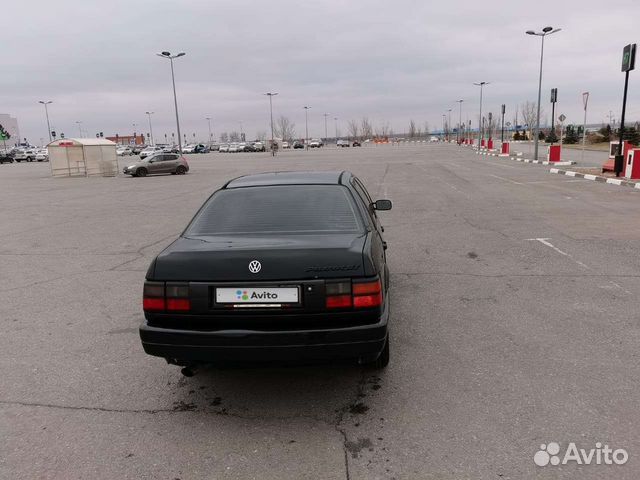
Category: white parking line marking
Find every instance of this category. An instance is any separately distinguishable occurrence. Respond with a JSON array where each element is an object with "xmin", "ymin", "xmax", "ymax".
[
  {"xmin": 609, "ymin": 281, "xmax": 632, "ymax": 295},
  {"xmin": 526, "ymin": 238, "xmax": 590, "ymax": 269},
  {"xmin": 489, "ymin": 174, "xmax": 524, "ymax": 185}
]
